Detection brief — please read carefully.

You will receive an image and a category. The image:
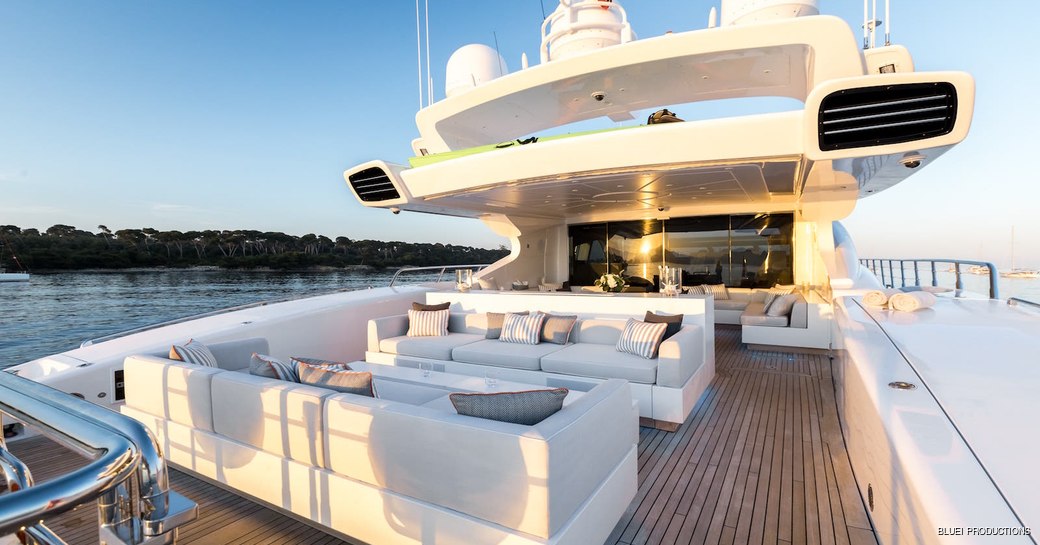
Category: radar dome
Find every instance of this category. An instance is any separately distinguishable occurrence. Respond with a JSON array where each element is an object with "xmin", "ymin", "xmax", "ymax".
[
  {"xmin": 445, "ymin": 44, "xmax": 509, "ymax": 98},
  {"xmin": 721, "ymin": 0, "xmax": 819, "ymax": 26}
]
